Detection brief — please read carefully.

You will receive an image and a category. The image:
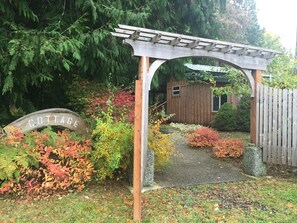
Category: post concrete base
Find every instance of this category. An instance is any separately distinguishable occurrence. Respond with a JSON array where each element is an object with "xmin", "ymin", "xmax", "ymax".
[
  {"xmin": 129, "ymin": 148, "xmax": 155, "ymax": 187},
  {"xmin": 243, "ymin": 145, "xmax": 267, "ymax": 177}
]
